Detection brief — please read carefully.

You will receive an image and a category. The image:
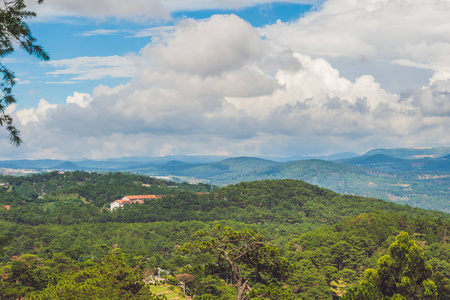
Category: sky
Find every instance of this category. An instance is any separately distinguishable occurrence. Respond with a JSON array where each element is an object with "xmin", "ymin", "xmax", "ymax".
[{"xmin": 1, "ymin": 0, "xmax": 450, "ymax": 160}]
